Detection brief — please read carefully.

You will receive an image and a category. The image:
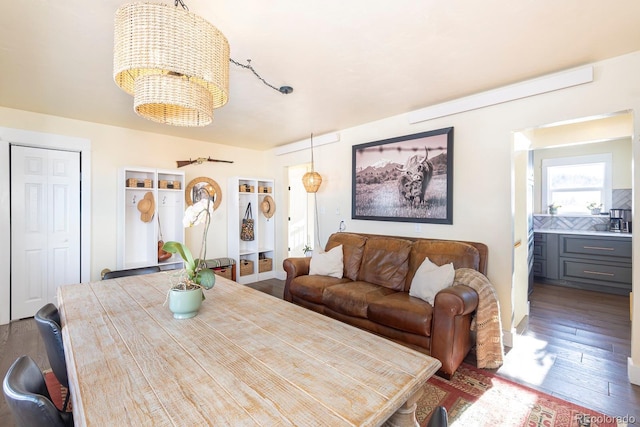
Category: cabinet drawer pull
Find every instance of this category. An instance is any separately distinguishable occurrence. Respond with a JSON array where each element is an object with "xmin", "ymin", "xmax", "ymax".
[
  {"xmin": 583, "ymin": 270, "xmax": 615, "ymax": 277},
  {"xmin": 582, "ymin": 246, "xmax": 614, "ymax": 251}
]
